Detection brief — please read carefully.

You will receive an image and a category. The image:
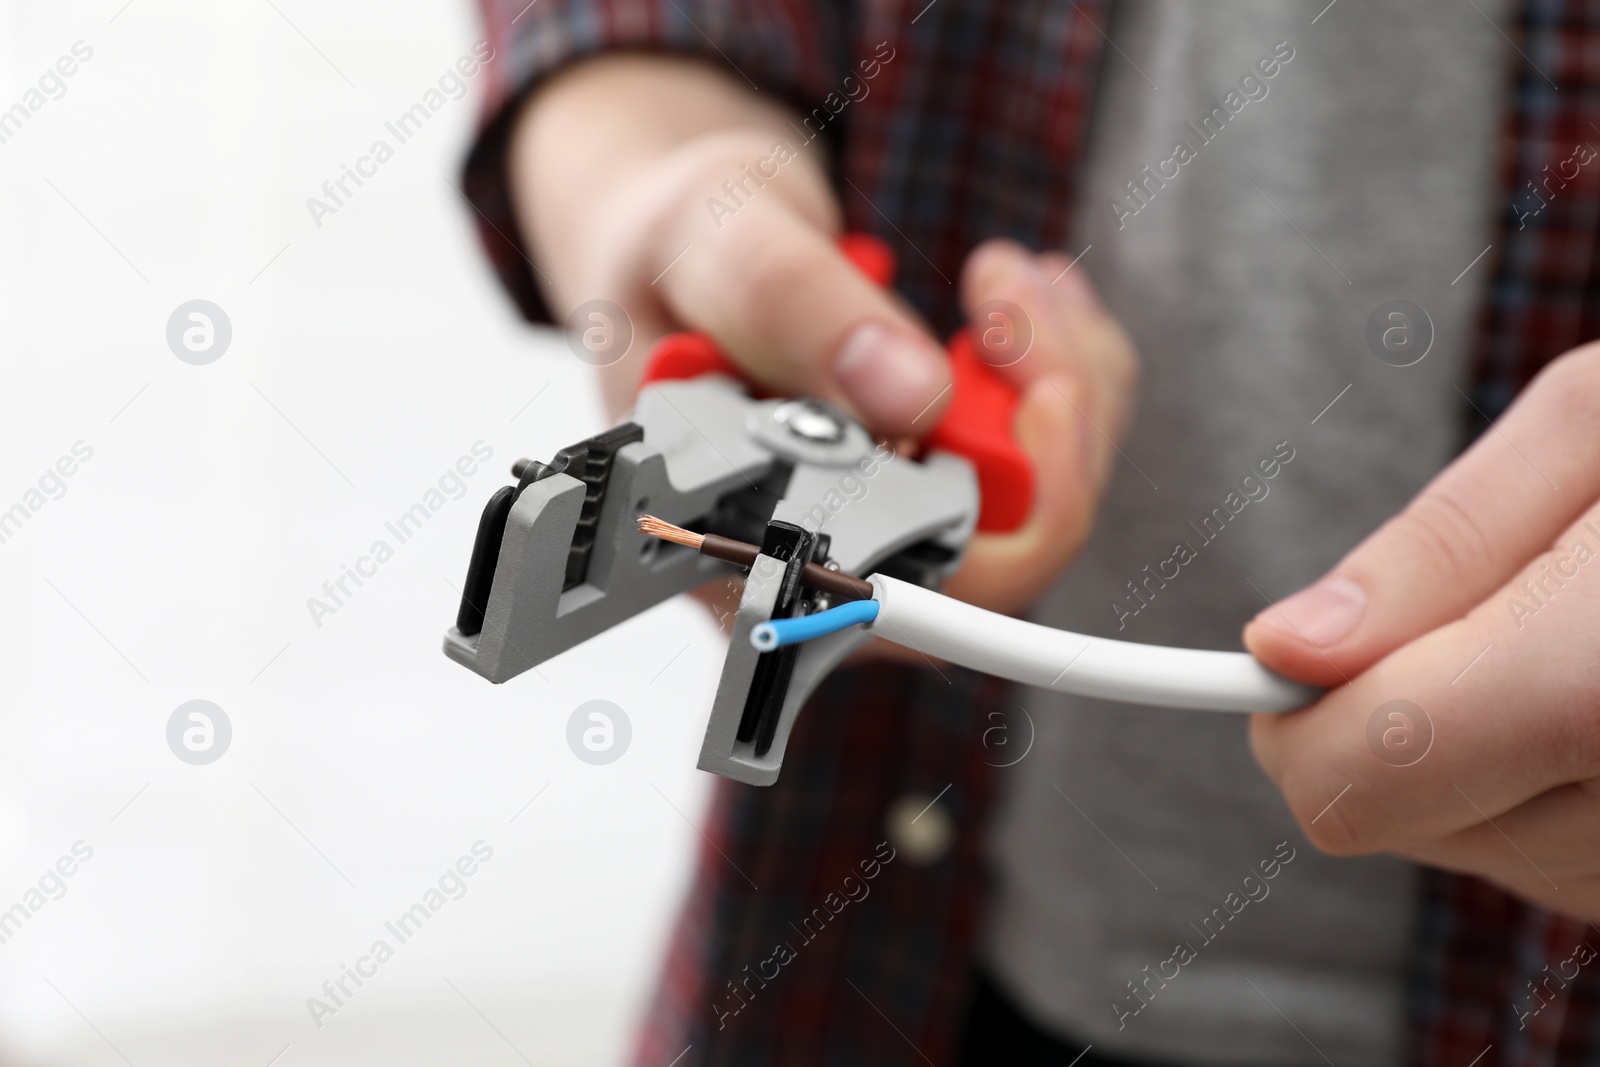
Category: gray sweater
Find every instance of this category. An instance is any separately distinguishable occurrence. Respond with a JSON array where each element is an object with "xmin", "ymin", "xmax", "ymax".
[{"xmin": 981, "ymin": 2, "xmax": 1506, "ymax": 1063}]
